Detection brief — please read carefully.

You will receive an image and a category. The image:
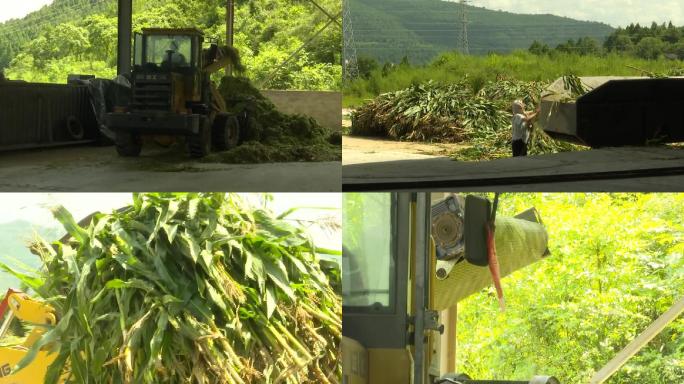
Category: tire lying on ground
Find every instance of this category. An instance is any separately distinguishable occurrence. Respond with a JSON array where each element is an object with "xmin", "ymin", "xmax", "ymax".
[{"xmin": 1, "ymin": 193, "xmax": 341, "ymax": 384}]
